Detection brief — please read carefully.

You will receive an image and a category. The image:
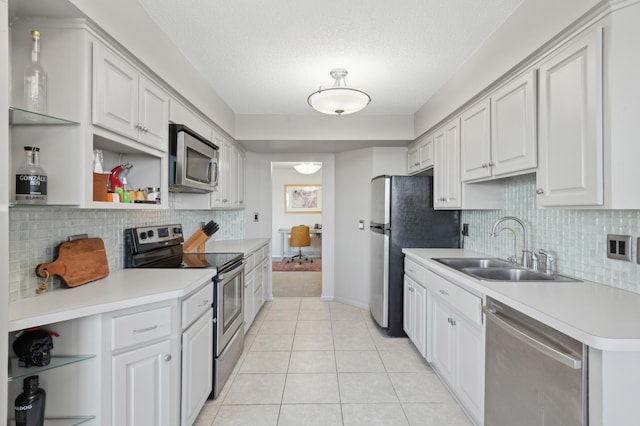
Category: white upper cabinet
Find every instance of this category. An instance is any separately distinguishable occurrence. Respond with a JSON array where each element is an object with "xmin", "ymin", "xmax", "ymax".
[
  {"xmin": 536, "ymin": 26, "xmax": 603, "ymax": 207},
  {"xmin": 490, "ymin": 70, "xmax": 537, "ymax": 178},
  {"xmin": 460, "ymin": 99, "xmax": 491, "ymax": 181},
  {"xmin": 408, "ymin": 134, "xmax": 434, "ymax": 175},
  {"xmin": 92, "ymin": 42, "xmax": 169, "ymax": 152},
  {"xmin": 461, "ymin": 70, "xmax": 537, "ymax": 183},
  {"xmin": 433, "ymin": 118, "xmax": 461, "ymax": 209}
]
